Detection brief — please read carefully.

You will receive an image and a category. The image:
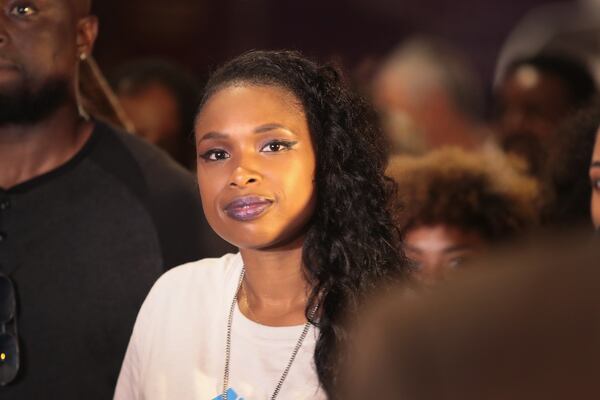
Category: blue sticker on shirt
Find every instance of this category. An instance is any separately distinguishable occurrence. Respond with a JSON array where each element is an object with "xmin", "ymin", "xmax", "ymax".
[{"xmin": 212, "ymin": 388, "xmax": 245, "ymax": 400}]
